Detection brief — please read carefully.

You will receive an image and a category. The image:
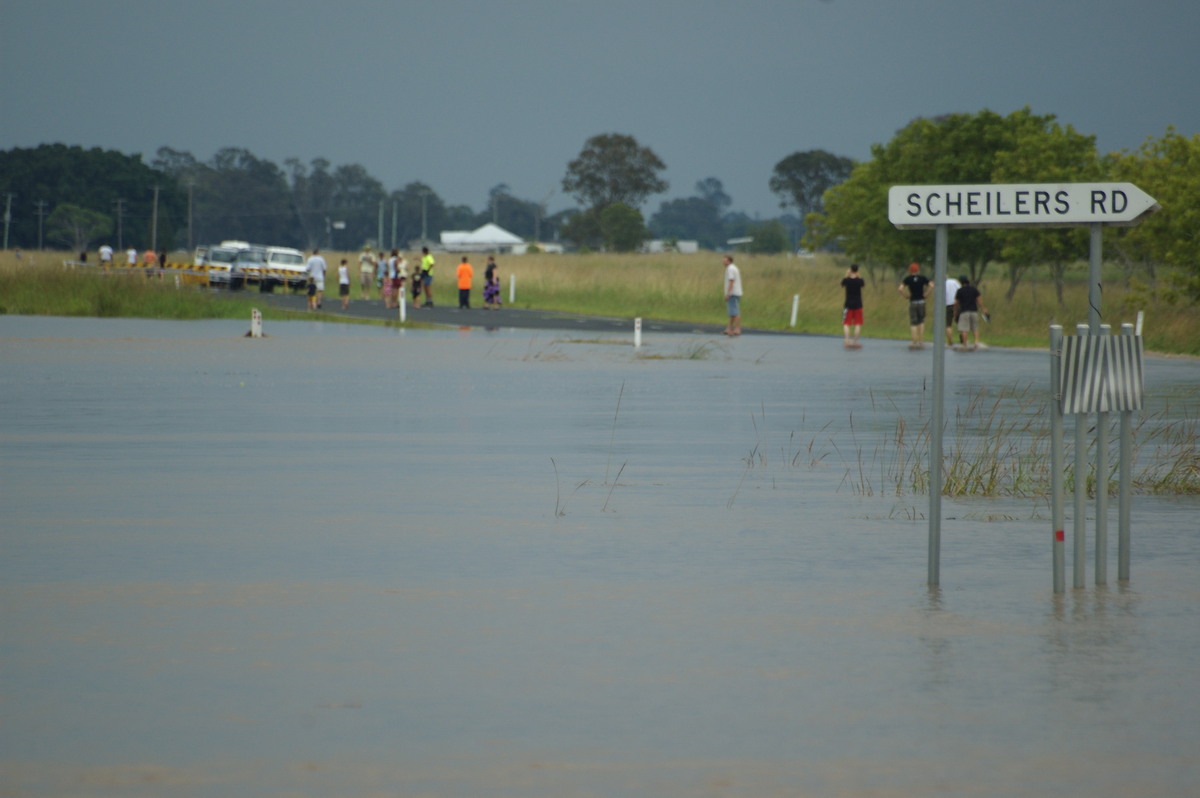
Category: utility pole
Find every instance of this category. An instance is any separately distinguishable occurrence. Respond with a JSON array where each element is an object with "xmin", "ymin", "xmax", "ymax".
[
  {"xmin": 420, "ymin": 190, "xmax": 429, "ymax": 244},
  {"xmin": 391, "ymin": 200, "xmax": 398, "ymax": 250},
  {"xmin": 151, "ymin": 186, "xmax": 160, "ymax": 253},
  {"xmin": 378, "ymin": 199, "xmax": 384, "ymax": 249},
  {"xmin": 2, "ymin": 193, "xmax": 14, "ymax": 250},
  {"xmin": 34, "ymin": 200, "xmax": 48, "ymax": 250},
  {"xmin": 187, "ymin": 181, "xmax": 194, "ymax": 253},
  {"xmin": 114, "ymin": 198, "xmax": 126, "ymax": 250}
]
